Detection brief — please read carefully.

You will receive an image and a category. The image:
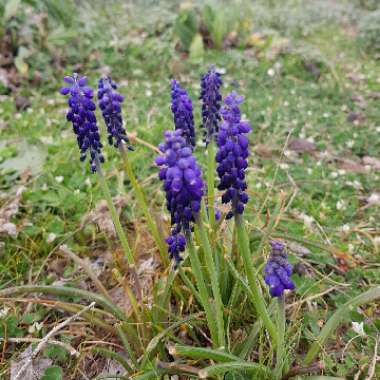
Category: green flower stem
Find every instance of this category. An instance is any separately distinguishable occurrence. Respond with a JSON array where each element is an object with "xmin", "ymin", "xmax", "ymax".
[
  {"xmin": 184, "ymin": 229, "xmax": 219, "ymax": 347},
  {"xmin": 235, "ymin": 214, "xmax": 277, "ymax": 344},
  {"xmin": 195, "ymin": 217, "xmax": 226, "ymax": 349},
  {"xmin": 119, "ymin": 145, "xmax": 168, "ymax": 265},
  {"xmin": 275, "ymin": 295, "xmax": 286, "ymax": 380},
  {"xmin": 95, "ymin": 157, "xmax": 142, "ymax": 298},
  {"xmin": 207, "ymin": 140, "xmax": 216, "ymax": 229}
]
